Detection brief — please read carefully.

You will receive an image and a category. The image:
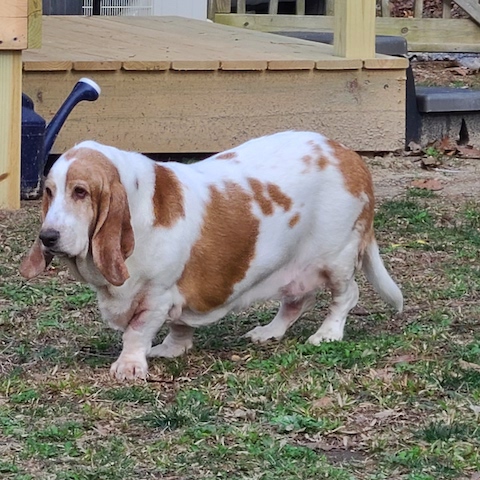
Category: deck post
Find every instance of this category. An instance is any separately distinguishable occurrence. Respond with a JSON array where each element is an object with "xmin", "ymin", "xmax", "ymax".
[
  {"xmin": 334, "ymin": 0, "xmax": 376, "ymax": 59},
  {"xmin": 0, "ymin": 0, "xmax": 41, "ymax": 209}
]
